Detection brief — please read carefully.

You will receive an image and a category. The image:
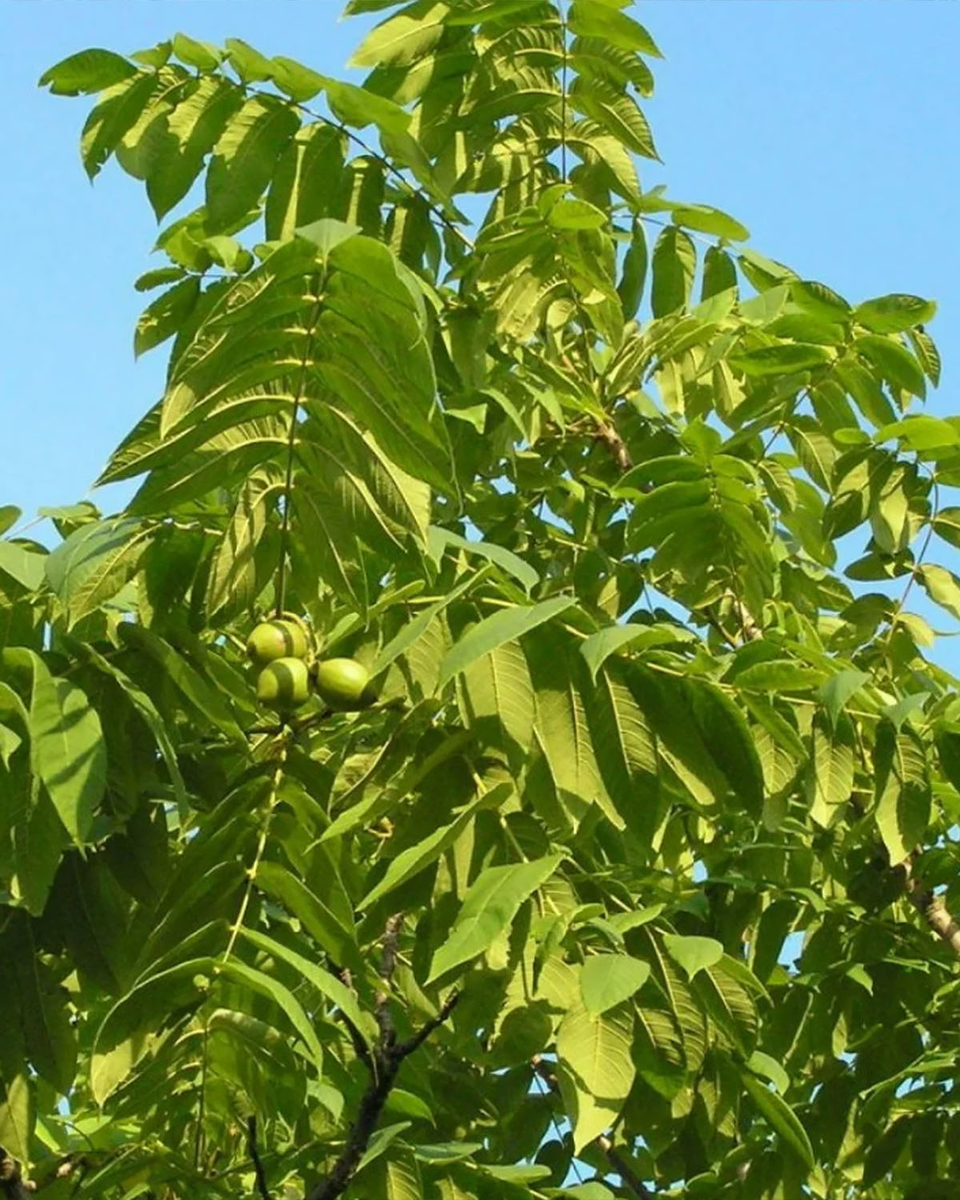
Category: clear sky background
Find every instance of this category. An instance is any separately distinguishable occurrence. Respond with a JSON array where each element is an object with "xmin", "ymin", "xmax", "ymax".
[{"xmin": 2, "ymin": 0, "xmax": 959, "ymax": 654}]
